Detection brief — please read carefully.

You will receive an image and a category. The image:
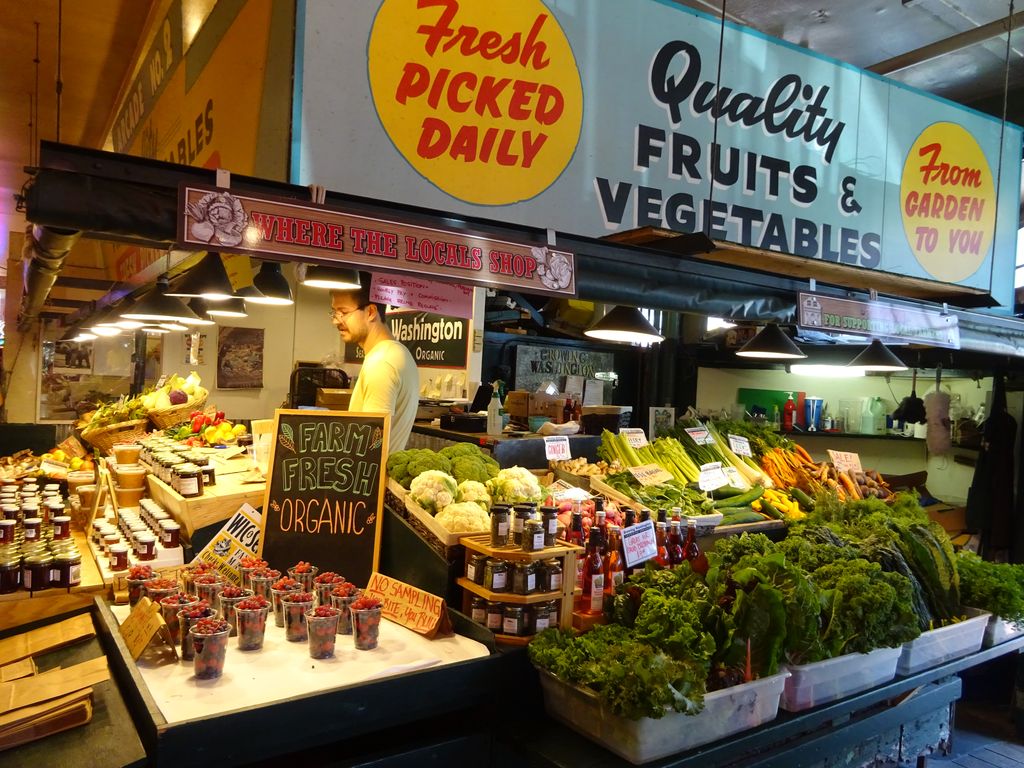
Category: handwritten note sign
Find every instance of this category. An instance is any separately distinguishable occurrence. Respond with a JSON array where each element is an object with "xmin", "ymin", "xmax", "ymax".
[
  {"xmin": 699, "ymin": 462, "xmax": 729, "ymax": 492},
  {"xmin": 627, "ymin": 464, "xmax": 675, "ymax": 487},
  {"xmin": 544, "ymin": 435, "xmax": 571, "ymax": 461},
  {"xmin": 828, "ymin": 449, "xmax": 863, "ymax": 474},
  {"xmin": 119, "ymin": 597, "xmax": 174, "ymax": 660},
  {"xmin": 621, "ymin": 520, "xmax": 658, "ymax": 567},
  {"xmin": 684, "ymin": 426, "xmax": 715, "ymax": 446},
  {"xmin": 620, "ymin": 428, "xmax": 649, "ymax": 448},
  {"xmin": 364, "ymin": 572, "xmax": 453, "ymax": 638},
  {"xmin": 728, "ymin": 435, "xmax": 752, "ymax": 457},
  {"xmin": 259, "ymin": 410, "xmax": 388, "ymax": 588}
]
